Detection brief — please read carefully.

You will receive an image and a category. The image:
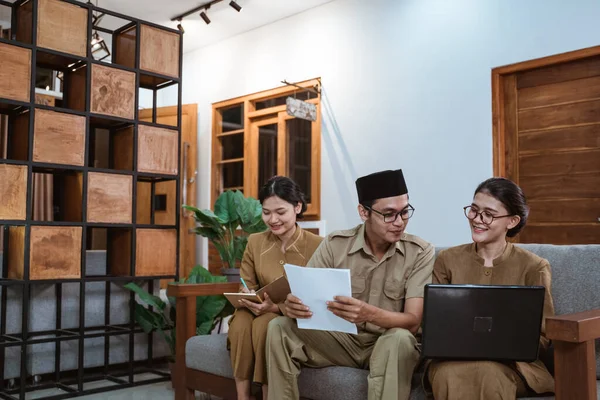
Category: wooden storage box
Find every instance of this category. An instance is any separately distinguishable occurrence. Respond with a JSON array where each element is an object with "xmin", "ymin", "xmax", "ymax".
[
  {"xmin": 91, "ymin": 64, "xmax": 136, "ymax": 120},
  {"xmin": 36, "ymin": 0, "xmax": 88, "ymax": 57},
  {"xmin": 0, "ymin": 42, "xmax": 32, "ymax": 102},
  {"xmin": 137, "ymin": 125, "xmax": 178, "ymax": 175},
  {"xmin": 33, "ymin": 109, "xmax": 86, "ymax": 166},
  {"xmin": 139, "ymin": 24, "xmax": 180, "ymax": 78},
  {"xmin": 0, "ymin": 164, "xmax": 28, "ymax": 220},
  {"xmin": 8, "ymin": 225, "xmax": 82, "ymax": 280},
  {"xmin": 87, "ymin": 172, "xmax": 133, "ymax": 223},
  {"xmin": 135, "ymin": 228, "xmax": 176, "ymax": 276}
]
